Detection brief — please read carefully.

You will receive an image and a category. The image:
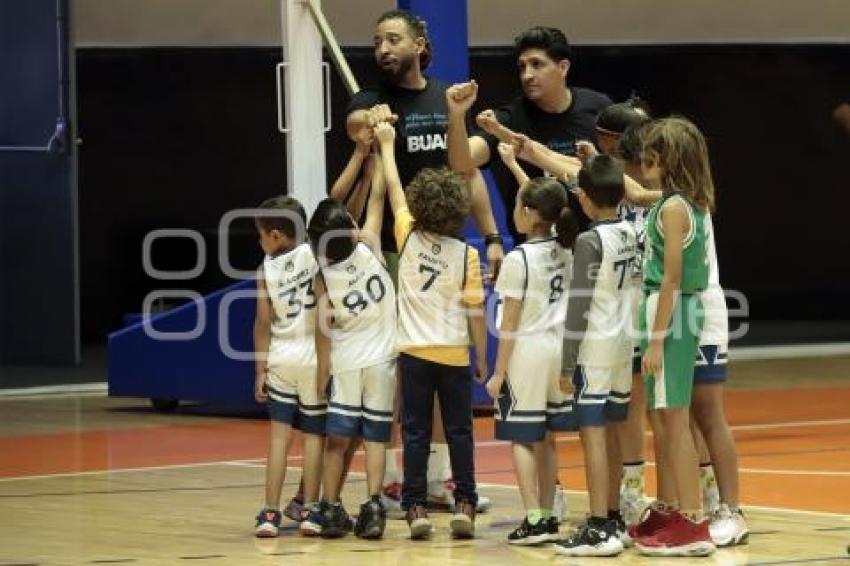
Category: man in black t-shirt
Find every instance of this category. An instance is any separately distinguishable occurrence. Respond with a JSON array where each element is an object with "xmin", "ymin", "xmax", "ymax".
[
  {"xmin": 345, "ymin": 11, "xmax": 503, "ymax": 270},
  {"xmin": 446, "ymin": 26, "xmax": 612, "ymax": 239},
  {"xmin": 339, "ymin": 9, "xmax": 496, "ymax": 528}
]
